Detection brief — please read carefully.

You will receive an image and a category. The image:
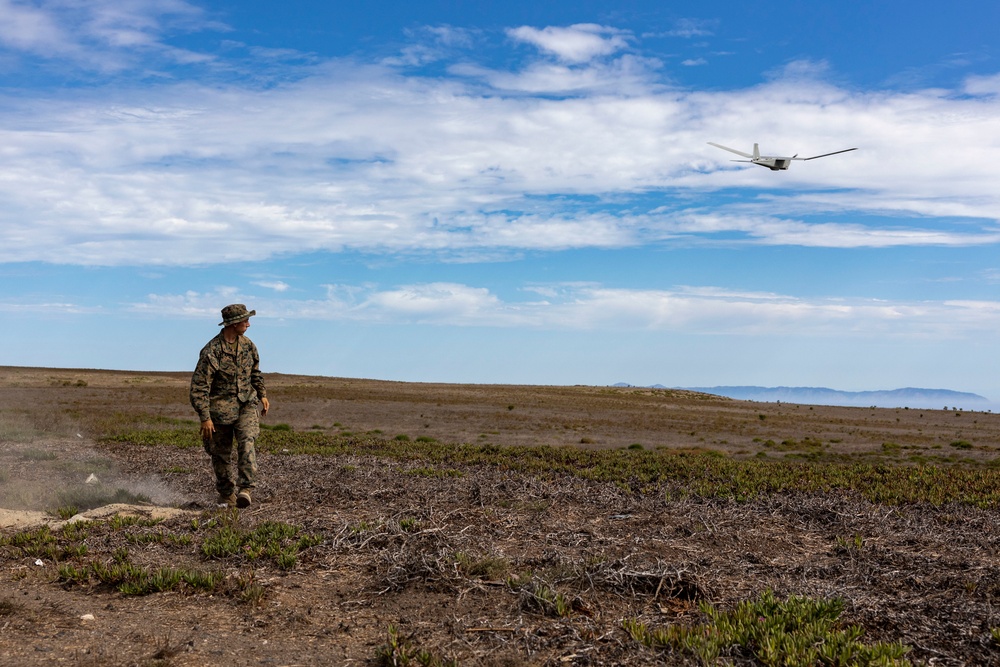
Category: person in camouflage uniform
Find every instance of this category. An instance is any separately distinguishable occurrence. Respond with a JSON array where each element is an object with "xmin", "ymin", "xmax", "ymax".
[{"xmin": 190, "ymin": 304, "xmax": 270, "ymax": 508}]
